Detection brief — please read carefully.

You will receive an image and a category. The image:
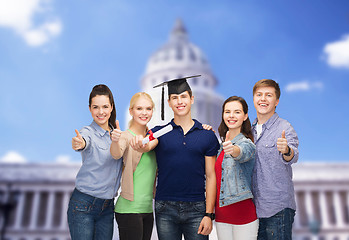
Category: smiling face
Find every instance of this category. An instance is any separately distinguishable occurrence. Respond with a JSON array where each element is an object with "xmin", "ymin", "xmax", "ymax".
[
  {"xmin": 168, "ymin": 91, "xmax": 194, "ymax": 117},
  {"xmin": 253, "ymin": 86, "xmax": 279, "ymax": 120},
  {"xmin": 89, "ymin": 95, "xmax": 113, "ymax": 130},
  {"xmin": 223, "ymin": 101, "xmax": 248, "ymax": 132},
  {"xmin": 129, "ymin": 96, "xmax": 154, "ymax": 126}
]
